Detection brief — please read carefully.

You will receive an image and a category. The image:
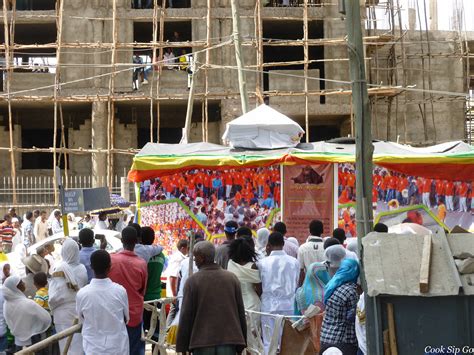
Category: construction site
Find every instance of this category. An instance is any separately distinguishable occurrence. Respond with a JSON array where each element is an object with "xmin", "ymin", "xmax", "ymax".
[{"xmin": 0, "ymin": 0, "xmax": 473, "ymax": 210}]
